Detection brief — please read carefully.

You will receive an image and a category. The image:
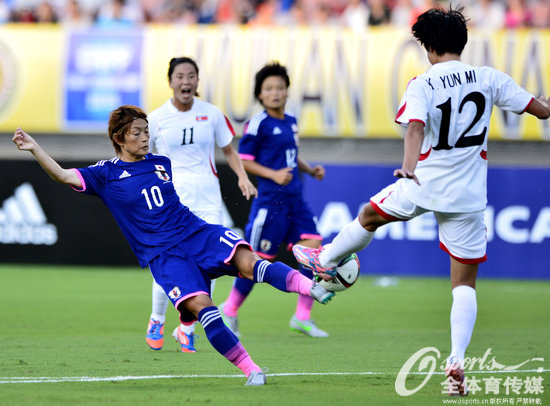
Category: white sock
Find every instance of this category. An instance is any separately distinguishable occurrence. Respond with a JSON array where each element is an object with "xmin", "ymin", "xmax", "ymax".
[
  {"xmin": 320, "ymin": 217, "xmax": 375, "ymax": 268},
  {"xmin": 150, "ymin": 280, "xmax": 169, "ymax": 323},
  {"xmin": 179, "ymin": 322, "xmax": 196, "ymax": 335},
  {"xmin": 450, "ymin": 285, "xmax": 477, "ymax": 361}
]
